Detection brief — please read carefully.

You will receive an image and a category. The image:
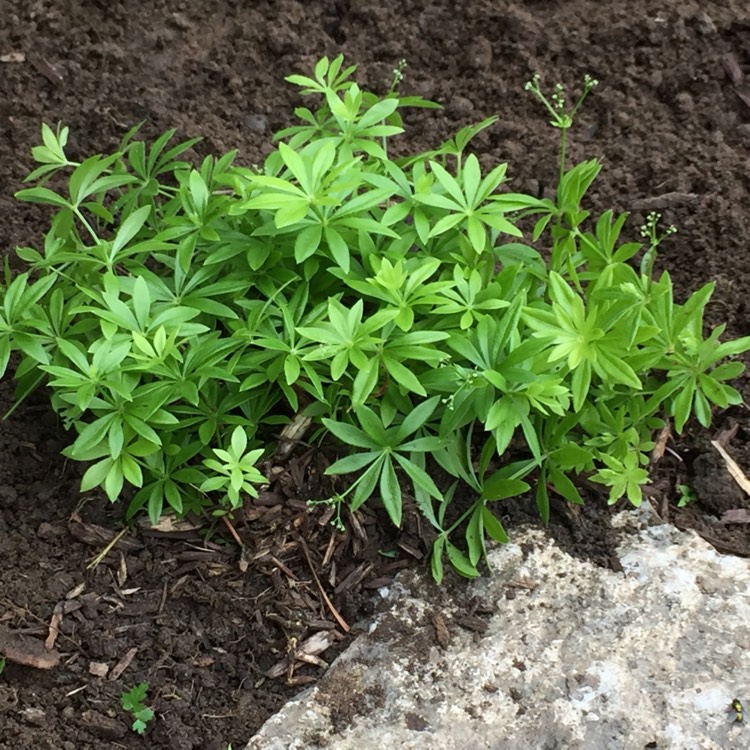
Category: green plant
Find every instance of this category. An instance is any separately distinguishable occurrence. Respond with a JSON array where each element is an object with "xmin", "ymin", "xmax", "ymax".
[
  {"xmin": 0, "ymin": 655, "xmax": 5, "ymax": 675},
  {"xmin": 3, "ymin": 57, "xmax": 749, "ymax": 580},
  {"xmin": 121, "ymin": 682, "xmax": 154, "ymax": 735},
  {"xmin": 677, "ymin": 483, "xmax": 697, "ymax": 508}
]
